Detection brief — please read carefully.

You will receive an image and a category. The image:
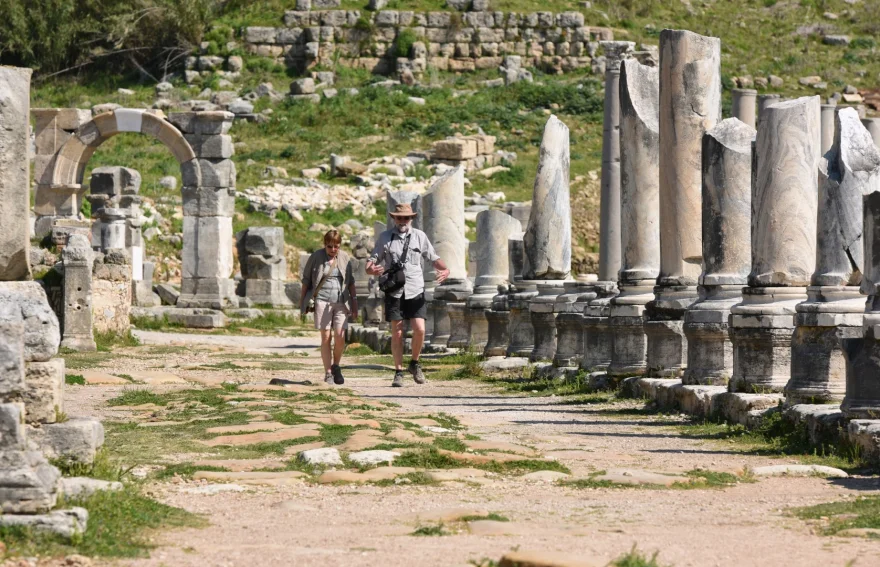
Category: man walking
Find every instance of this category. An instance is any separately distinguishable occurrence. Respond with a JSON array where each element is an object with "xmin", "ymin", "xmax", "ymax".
[{"xmin": 366, "ymin": 203, "xmax": 450, "ymax": 387}]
